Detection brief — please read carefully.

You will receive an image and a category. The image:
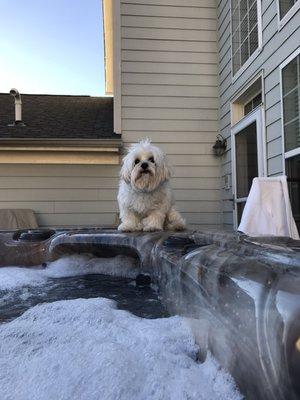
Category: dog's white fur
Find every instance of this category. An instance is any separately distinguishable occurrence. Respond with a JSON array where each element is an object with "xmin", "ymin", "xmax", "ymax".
[{"xmin": 118, "ymin": 139, "xmax": 186, "ymax": 232}]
